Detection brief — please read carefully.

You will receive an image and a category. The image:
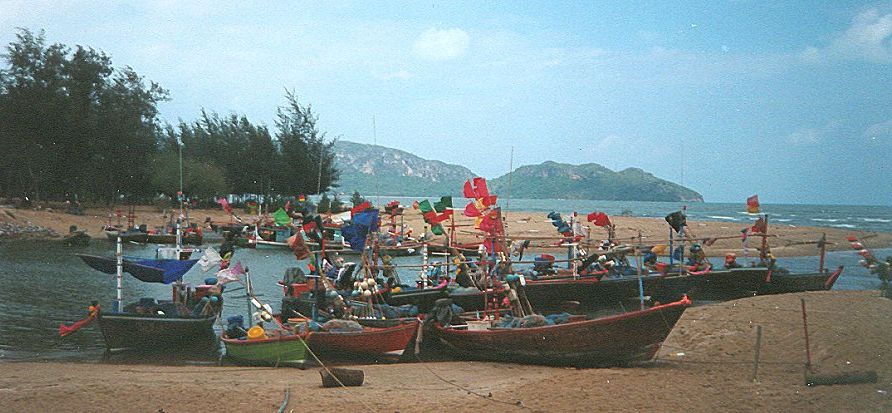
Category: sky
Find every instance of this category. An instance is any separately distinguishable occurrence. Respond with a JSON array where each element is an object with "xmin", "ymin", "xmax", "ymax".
[{"xmin": 1, "ymin": 1, "xmax": 891, "ymax": 205}]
